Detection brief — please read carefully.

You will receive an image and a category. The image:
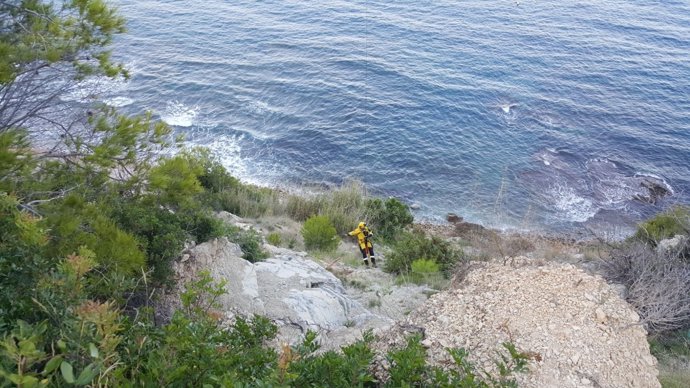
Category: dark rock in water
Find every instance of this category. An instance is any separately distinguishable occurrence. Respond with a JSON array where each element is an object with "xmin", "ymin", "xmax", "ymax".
[
  {"xmin": 446, "ymin": 213, "xmax": 463, "ymax": 223},
  {"xmin": 454, "ymin": 221, "xmax": 490, "ymax": 235},
  {"xmin": 633, "ymin": 178, "xmax": 671, "ymax": 204}
]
